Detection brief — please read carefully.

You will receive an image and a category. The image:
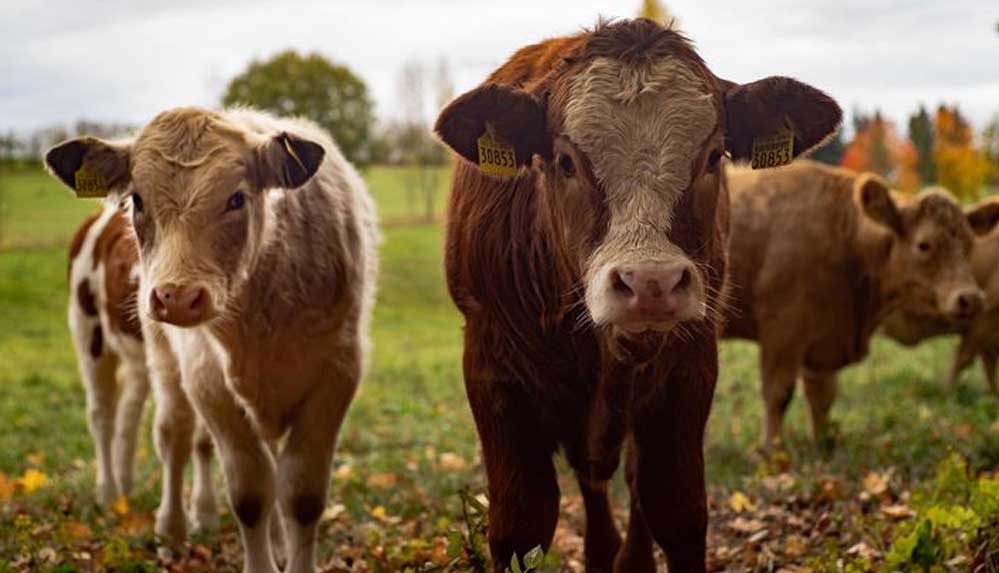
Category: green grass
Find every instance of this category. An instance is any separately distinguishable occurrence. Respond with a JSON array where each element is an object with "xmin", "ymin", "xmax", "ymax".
[{"xmin": 2, "ymin": 165, "xmax": 999, "ymax": 570}]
